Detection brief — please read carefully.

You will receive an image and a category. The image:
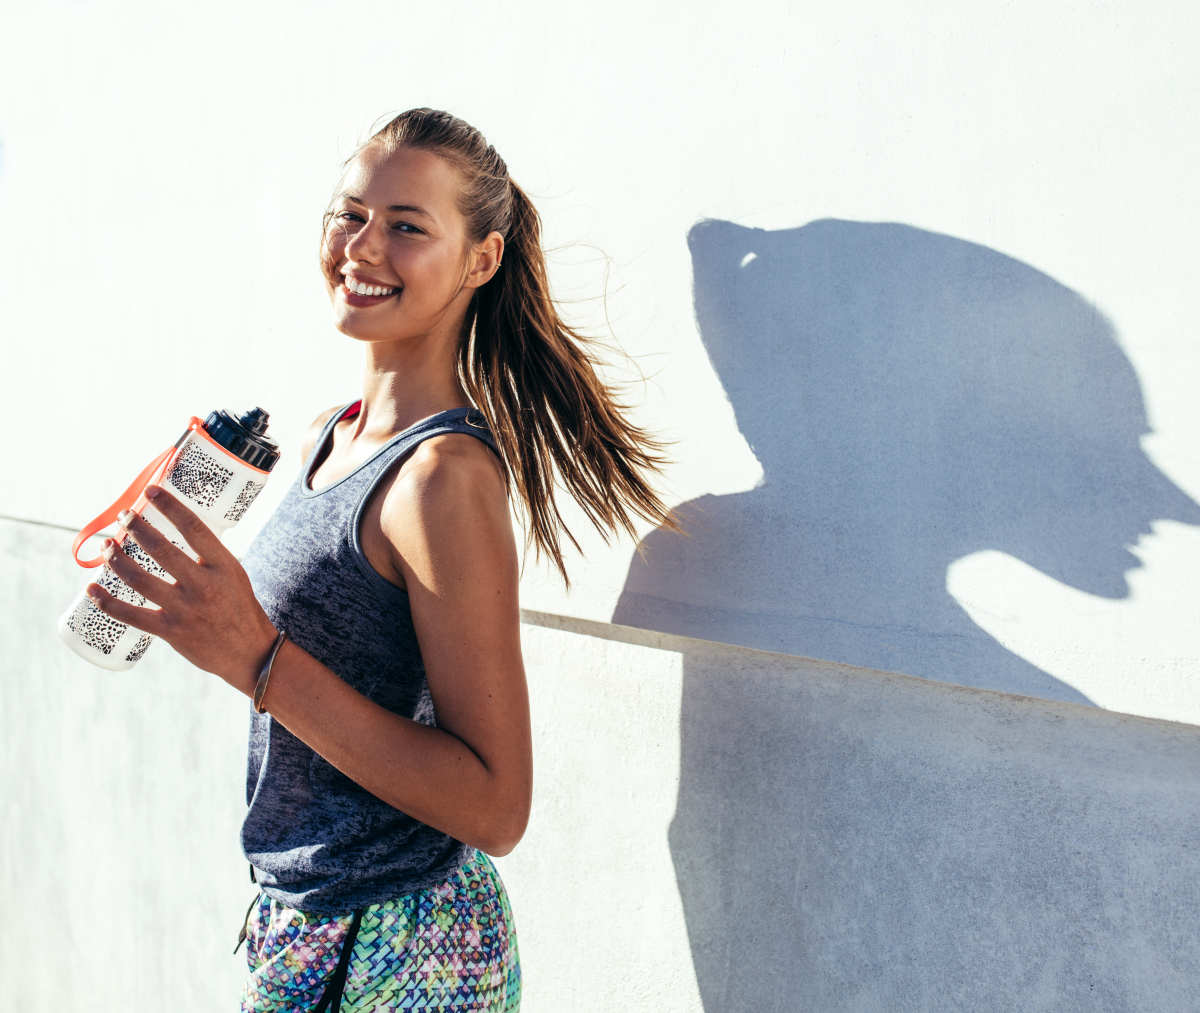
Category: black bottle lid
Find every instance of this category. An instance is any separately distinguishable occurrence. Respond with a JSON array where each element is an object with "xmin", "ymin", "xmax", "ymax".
[{"xmin": 202, "ymin": 407, "xmax": 281, "ymax": 472}]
